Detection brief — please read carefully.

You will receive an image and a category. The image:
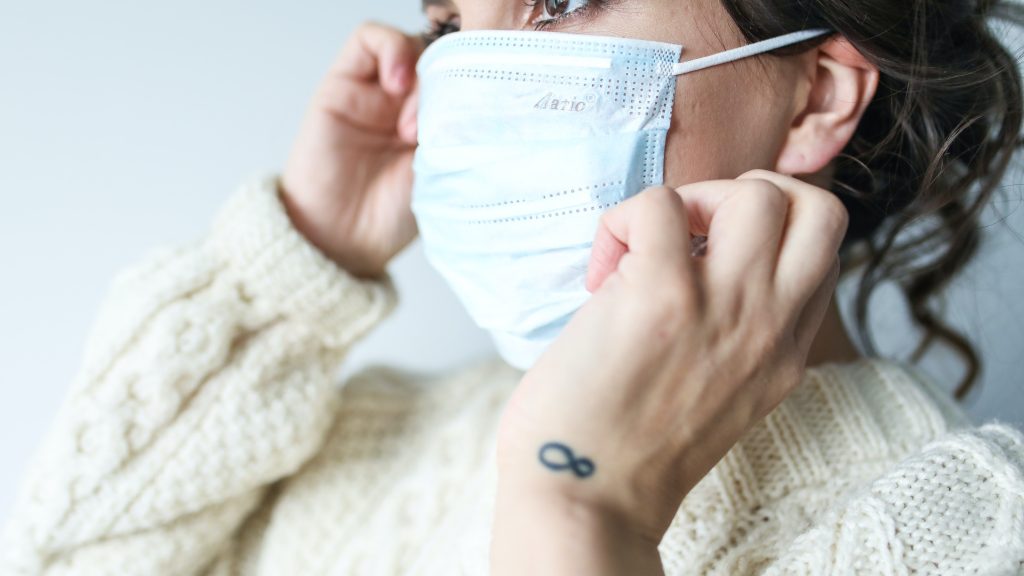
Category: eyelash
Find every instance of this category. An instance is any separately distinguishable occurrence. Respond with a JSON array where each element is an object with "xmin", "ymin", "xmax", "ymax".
[
  {"xmin": 424, "ymin": 16, "xmax": 462, "ymax": 46},
  {"xmin": 423, "ymin": 0, "xmax": 606, "ymax": 44},
  {"xmin": 526, "ymin": 0, "xmax": 603, "ymax": 31}
]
